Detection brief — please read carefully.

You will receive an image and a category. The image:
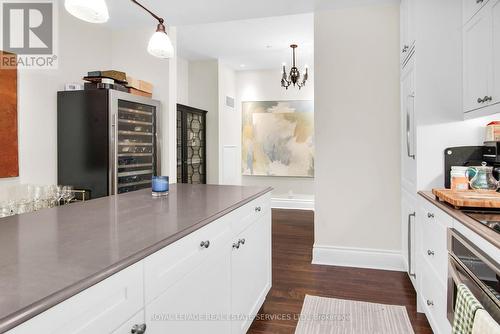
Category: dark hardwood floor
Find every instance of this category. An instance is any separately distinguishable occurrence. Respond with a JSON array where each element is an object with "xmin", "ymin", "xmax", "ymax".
[{"xmin": 248, "ymin": 209, "xmax": 433, "ymax": 334}]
